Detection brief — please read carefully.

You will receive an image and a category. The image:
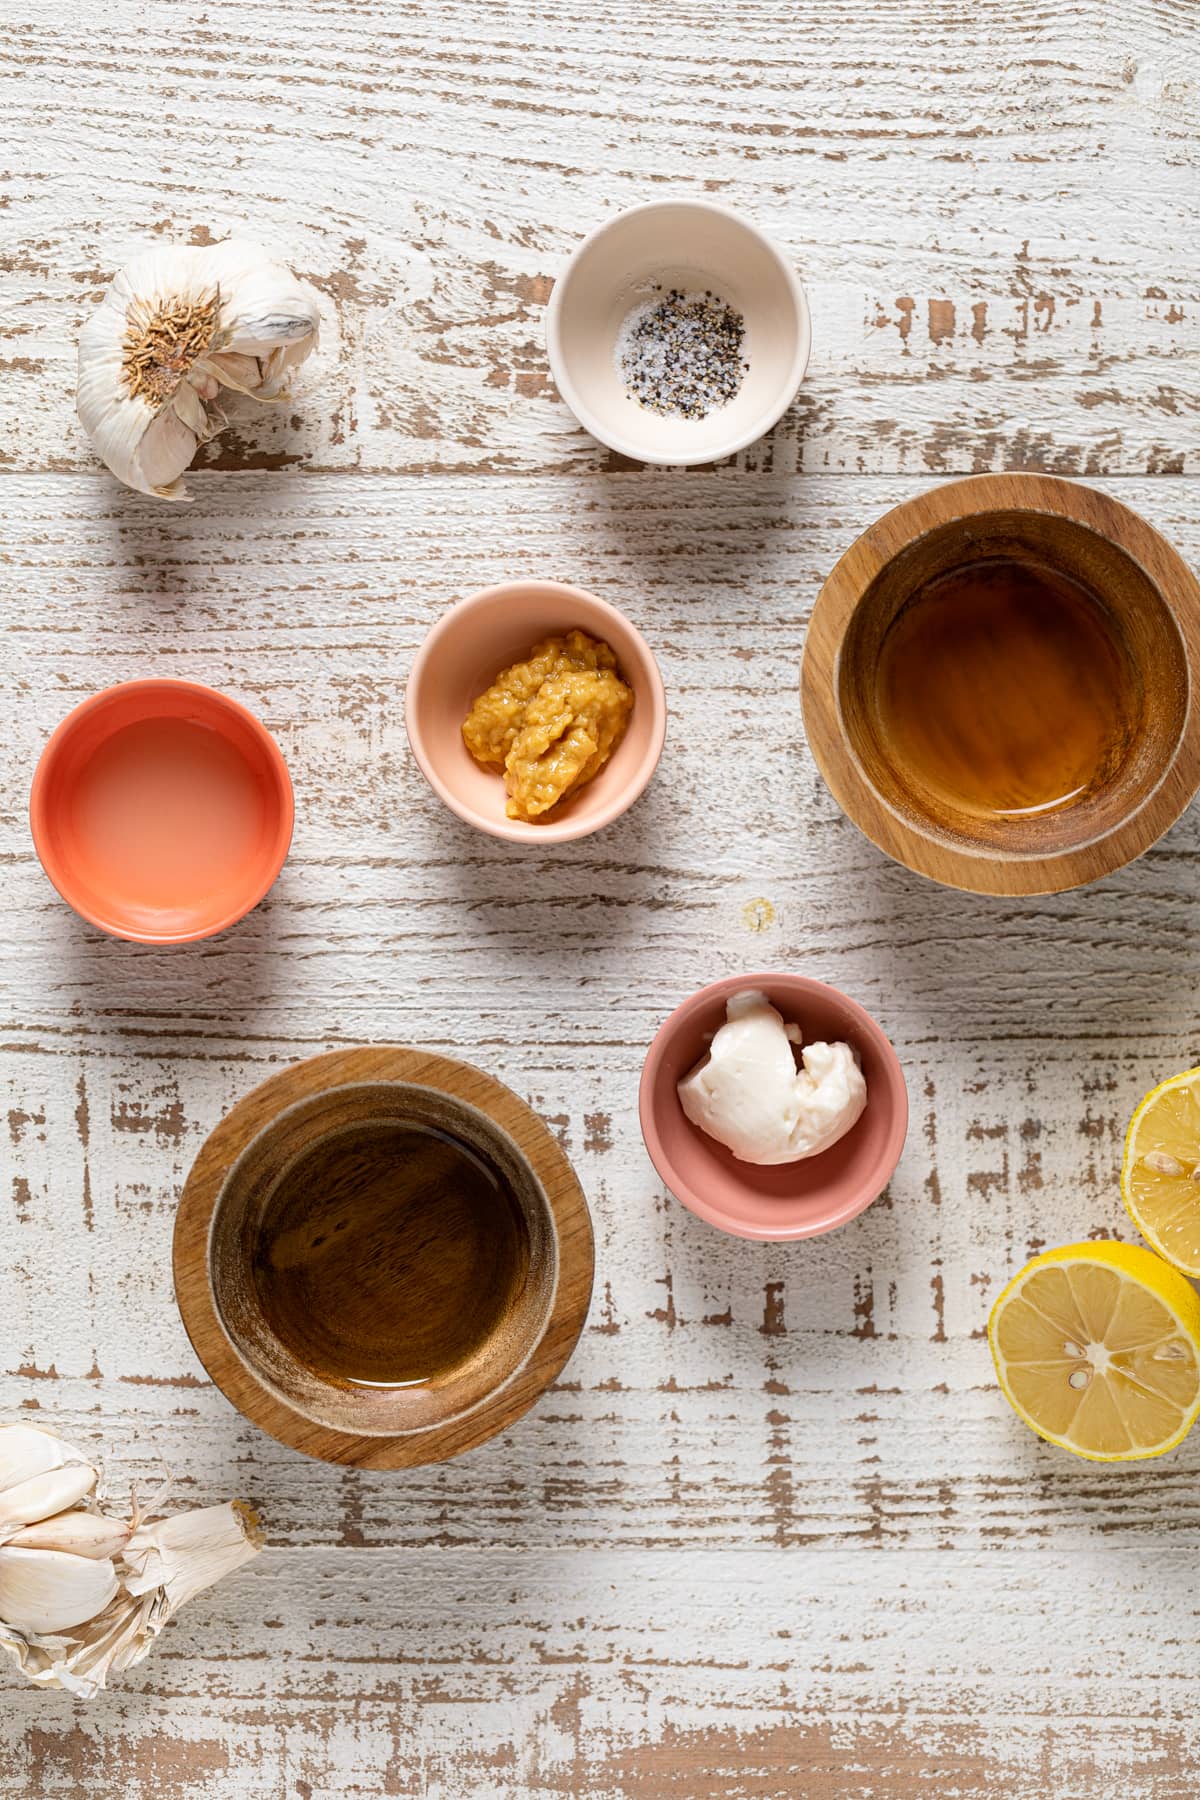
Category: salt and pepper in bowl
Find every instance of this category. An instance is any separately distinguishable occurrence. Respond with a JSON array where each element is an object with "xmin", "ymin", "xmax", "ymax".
[{"xmin": 545, "ymin": 198, "xmax": 811, "ymax": 466}]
